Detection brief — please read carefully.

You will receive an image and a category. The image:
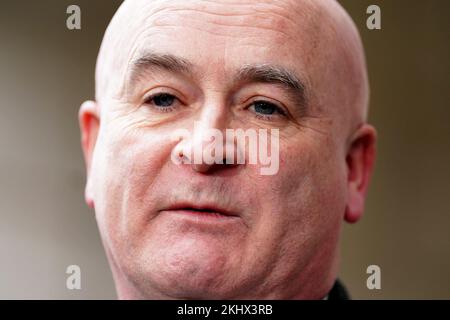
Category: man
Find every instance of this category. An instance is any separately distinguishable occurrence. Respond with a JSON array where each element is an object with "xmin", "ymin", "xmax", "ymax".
[{"xmin": 79, "ymin": 0, "xmax": 376, "ymax": 299}]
